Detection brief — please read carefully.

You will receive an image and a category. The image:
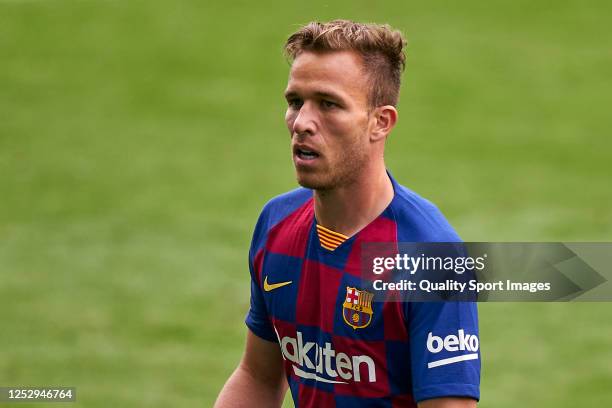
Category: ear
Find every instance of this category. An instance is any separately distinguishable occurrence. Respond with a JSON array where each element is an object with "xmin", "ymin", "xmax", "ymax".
[{"xmin": 370, "ymin": 105, "xmax": 398, "ymax": 142}]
